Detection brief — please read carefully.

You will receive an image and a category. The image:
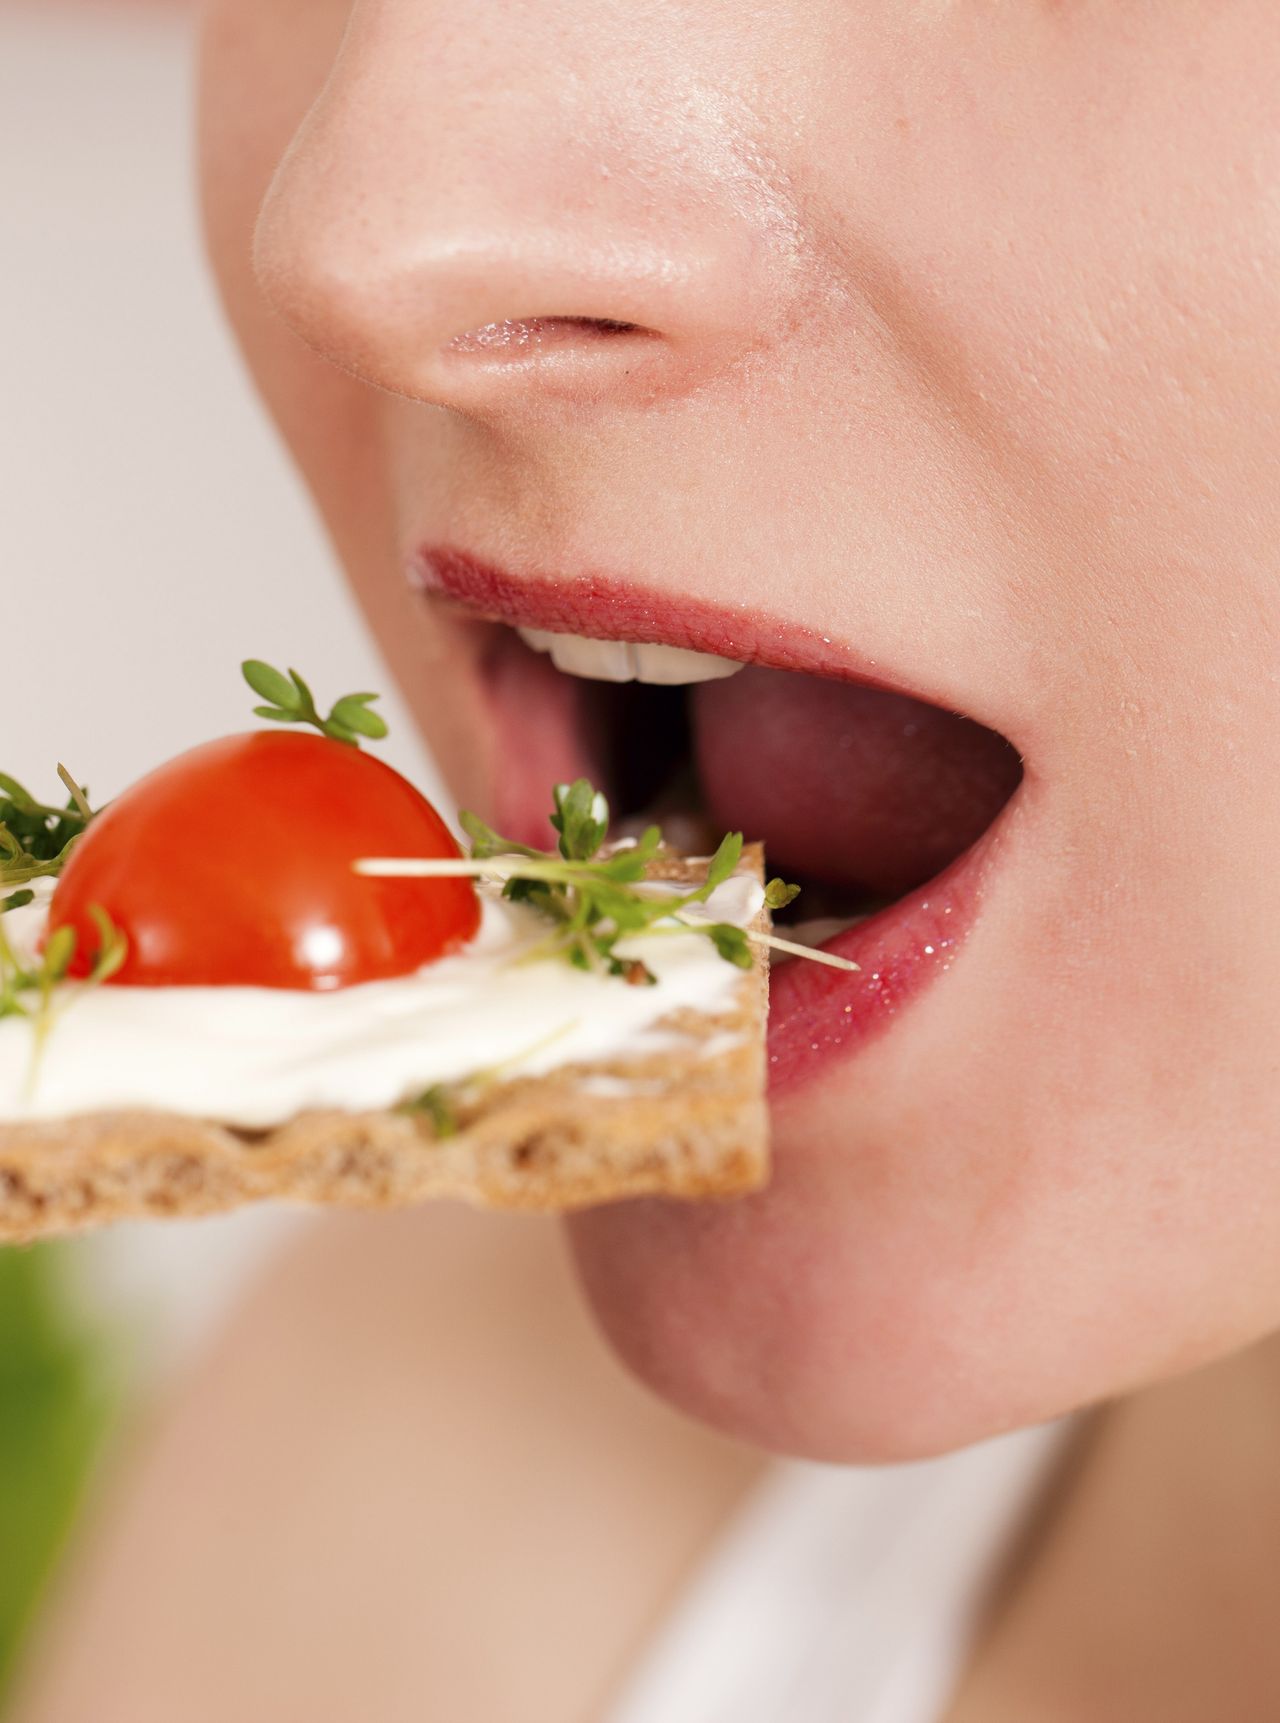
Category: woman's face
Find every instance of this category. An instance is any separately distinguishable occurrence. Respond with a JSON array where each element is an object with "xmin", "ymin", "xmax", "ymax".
[{"xmin": 200, "ymin": 0, "xmax": 1280, "ymax": 1460}]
